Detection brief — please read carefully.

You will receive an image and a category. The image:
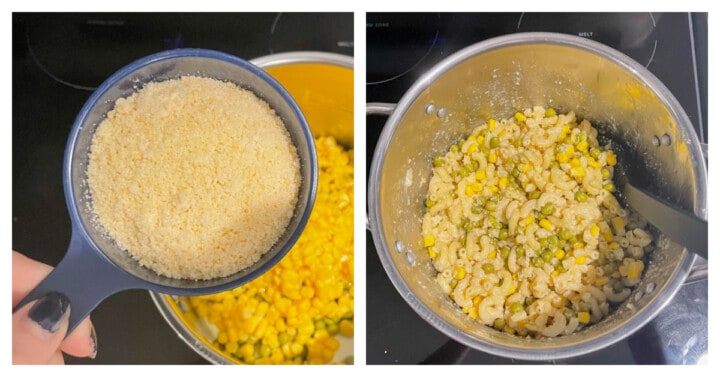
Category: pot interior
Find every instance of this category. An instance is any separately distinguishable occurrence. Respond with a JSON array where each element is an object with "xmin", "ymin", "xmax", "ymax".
[{"xmin": 372, "ymin": 35, "xmax": 705, "ymax": 359}]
